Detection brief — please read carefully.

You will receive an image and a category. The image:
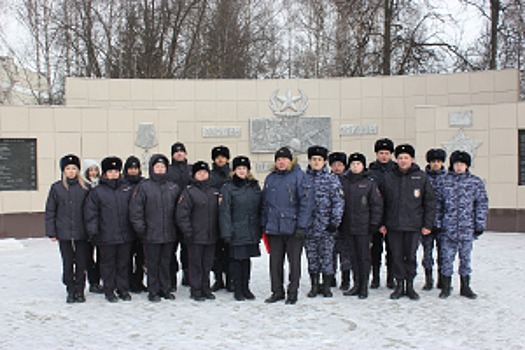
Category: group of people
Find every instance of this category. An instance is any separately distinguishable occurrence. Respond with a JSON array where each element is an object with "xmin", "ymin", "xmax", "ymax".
[{"xmin": 45, "ymin": 137, "xmax": 488, "ymax": 305}]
